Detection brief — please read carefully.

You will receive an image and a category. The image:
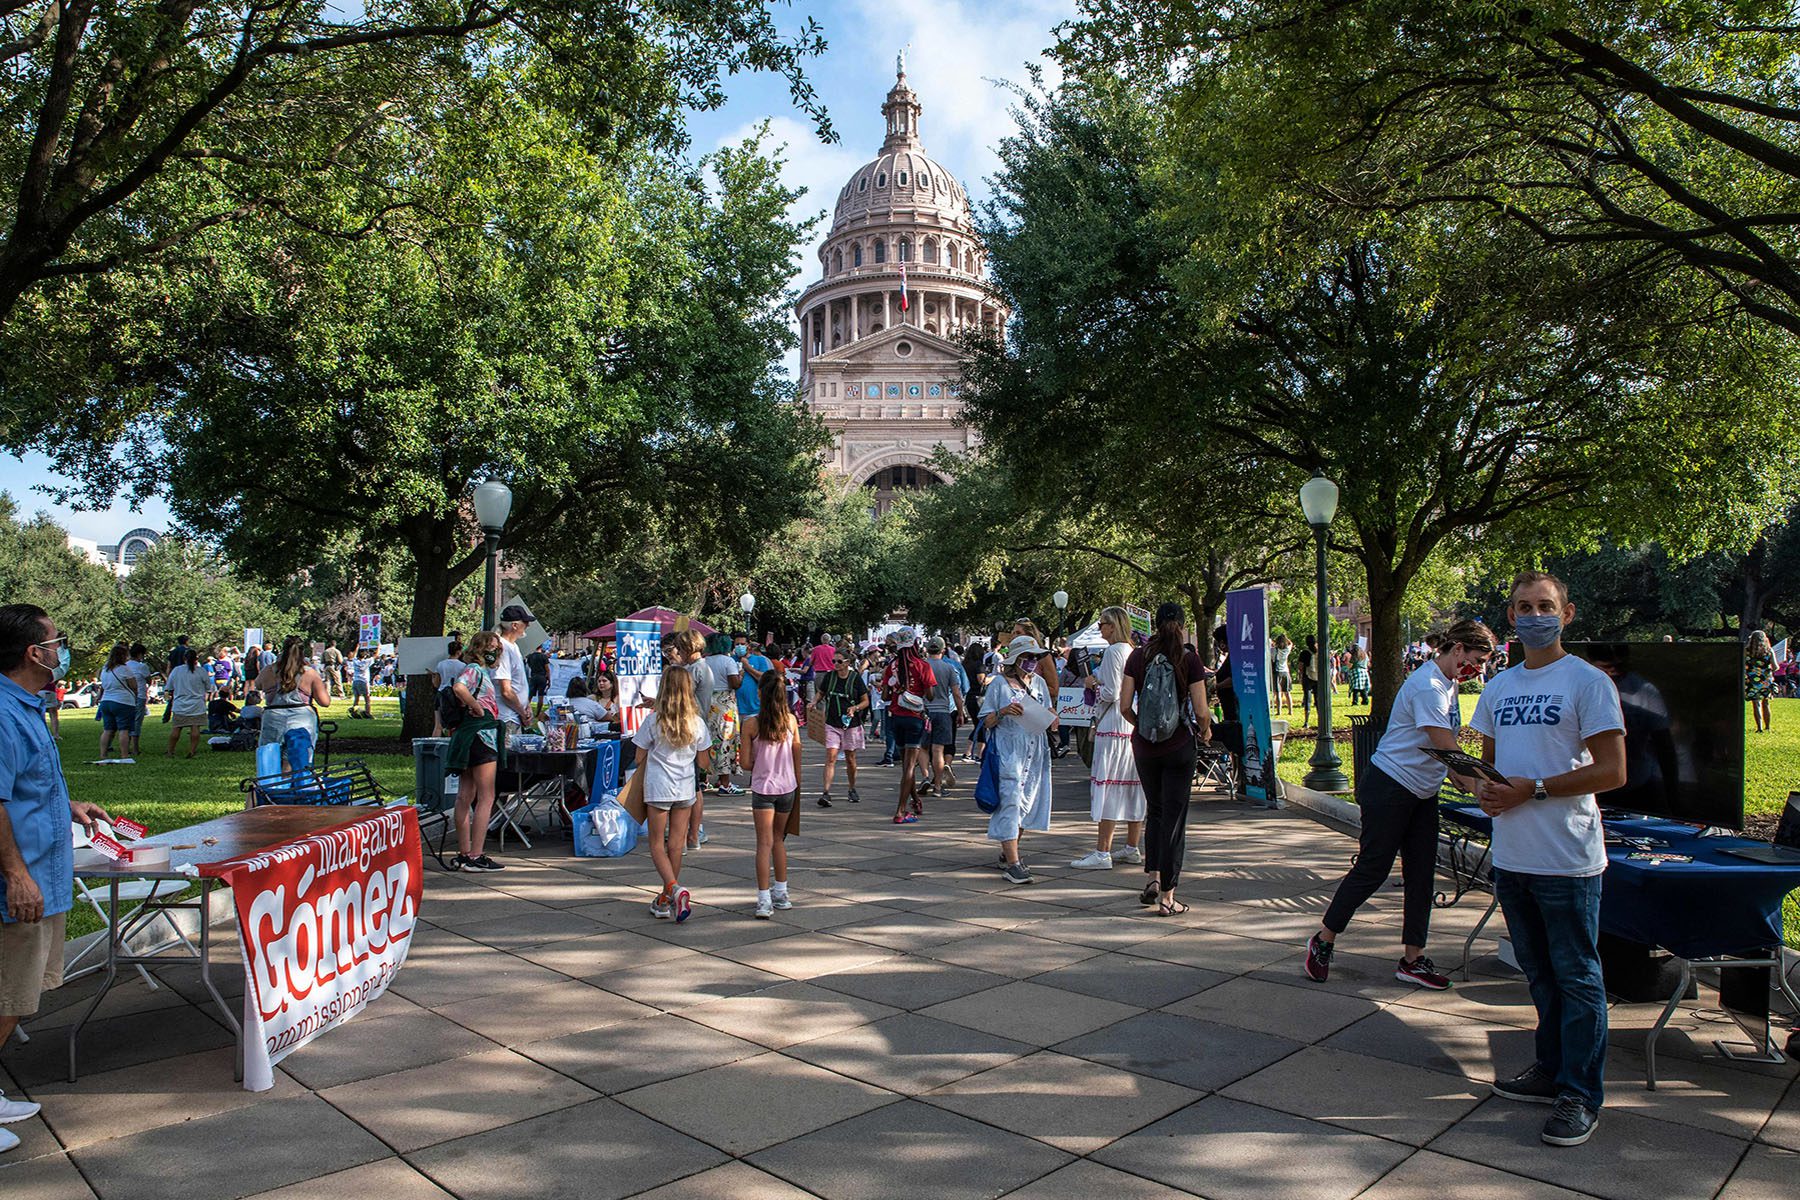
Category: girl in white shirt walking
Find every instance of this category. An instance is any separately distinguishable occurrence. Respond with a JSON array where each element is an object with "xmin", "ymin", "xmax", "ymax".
[{"xmin": 634, "ymin": 666, "xmax": 713, "ymax": 923}]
